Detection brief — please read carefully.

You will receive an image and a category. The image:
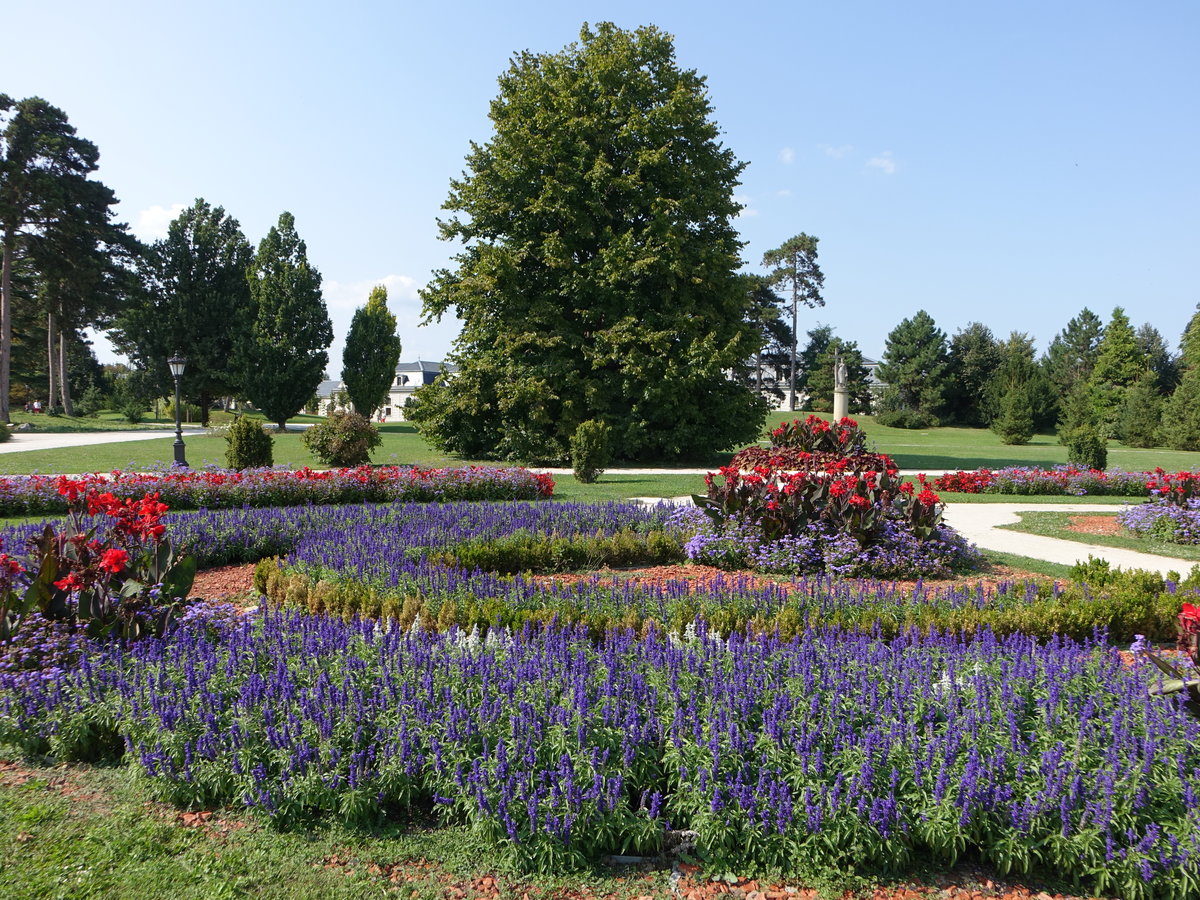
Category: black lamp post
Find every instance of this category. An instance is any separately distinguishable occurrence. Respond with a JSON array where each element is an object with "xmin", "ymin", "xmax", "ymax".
[{"xmin": 168, "ymin": 353, "xmax": 188, "ymax": 467}]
